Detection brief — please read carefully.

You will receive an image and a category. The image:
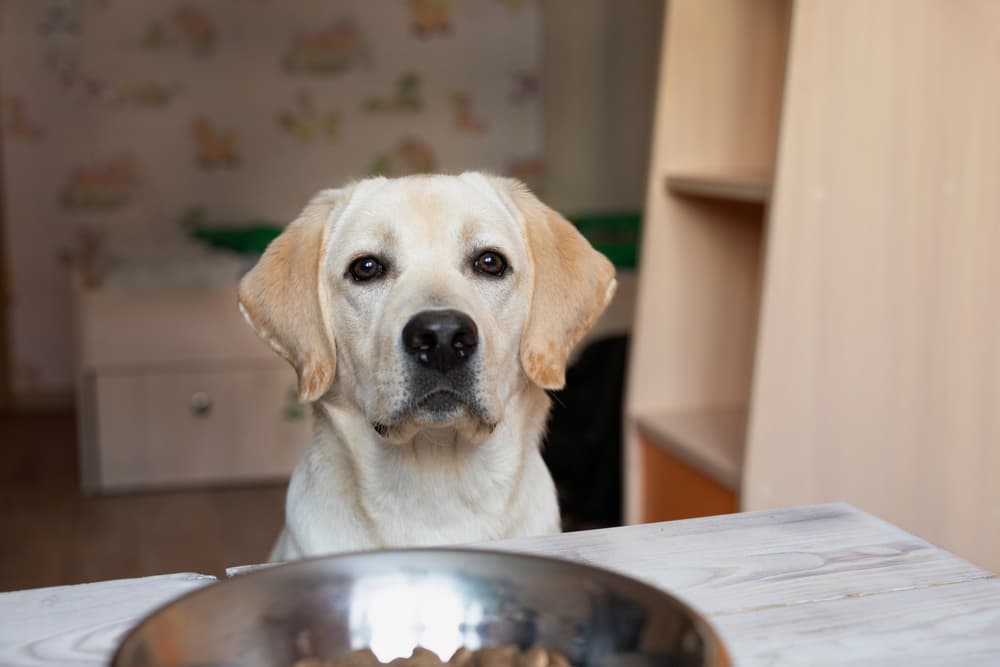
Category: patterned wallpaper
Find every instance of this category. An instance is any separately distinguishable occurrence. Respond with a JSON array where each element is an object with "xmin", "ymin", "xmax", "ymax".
[{"xmin": 0, "ymin": 0, "xmax": 542, "ymax": 394}]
